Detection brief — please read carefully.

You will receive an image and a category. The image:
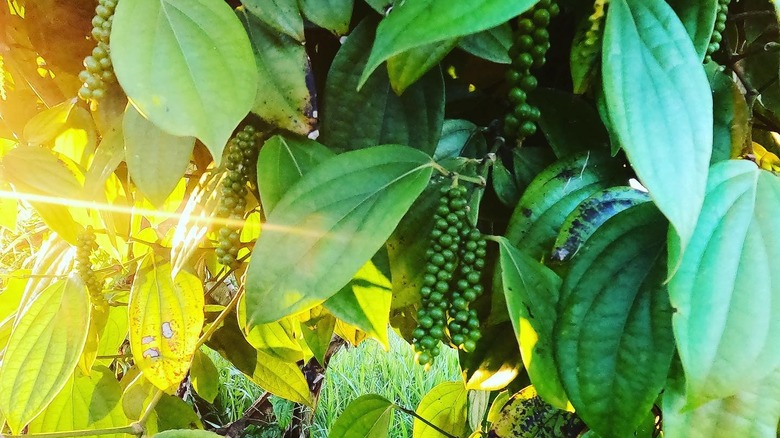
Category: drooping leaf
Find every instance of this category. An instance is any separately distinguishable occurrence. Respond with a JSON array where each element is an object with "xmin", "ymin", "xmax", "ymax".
[
  {"xmin": 299, "ymin": 0, "xmax": 353, "ymax": 36},
  {"xmin": 320, "ymin": 19, "xmax": 445, "ymax": 154},
  {"xmin": 360, "ymin": 0, "xmax": 539, "ymax": 87},
  {"xmin": 570, "ymin": 1, "xmax": 606, "ymax": 94},
  {"xmin": 324, "ymin": 259, "xmax": 392, "ymax": 349},
  {"xmin": 328, "ymin": 394, "xmax": 394, "ymax": 438},
  {"xmin": 111, "ymin": 0, "xmax": 257, "ymax": 162},
  {"xmin": 252, "ymin": 350, "xmax": 313, "ymax": 406},
  {"xmin": 21, "ymin": 98, "xmax": 77, "ymax": 146},
  {"xmin": 468, "ymin": 390, "xmax": 491, "ymax": 433},
  {"xmin": 492, "ymin": 156, "xmax": 520, "ymax": 208},
  {"xmin": 27, "ymin": 366, "xmax": 129, "ymax": 437},
  {"xmin": 434, "ymin": 119, "xmax": 487, "ymax": 161},
  {"xmin": 0, "ymin": 275, "xmax": 91, "ymax": 434},
  {"xmin": 708, "ymin": 64, "xmax": 749, "ymax": 164},
  {"xmin": 387, "ymin": 39, "xmax": 459, "ymax": 95},
  {"xmin": 256, "ymin": 134, "xmax": 335, "ymax": 214},
  {"xmin": 413, "ymin": 381, "xmax": 467, "ymax": 438},
  {"xmin": 497, "ymin": 237, "xmax": 568, "ymax": 410},
  {"xmin": 123, "ymin": 105, "xmax": 195, "ymax": 207},
  {"xmin": 531, "ymin": 88, "xmax": 610, "ymax": 158},
  {"xmin": 488, "ymin": 386, "xmax": 584, "ymax": 438},
  {"xmin": 245, "ymin": 145, "xmax": 433, "ymax": 325},
  {"xmin": 555, "ymin": 203, "xmax": 675, "ymax": 438},
  {"xmin": 153, "ymin": 392, "xmax": 203, "ymax": 432},
  {"xmin": 241, "ymin": 0, "xmax": 304, "ymax": 42},
  {"xmin": 457, "ymin": 24, "xmax": 512, "ymax": 64},
  {"xmin": 238, "ymin": 295, "xmax": 304, "ymax": 362},
  {"xmin": 238, "ymin": 9, "xmax": 316, "ymax": 135},
  {"xmin": 663, "ymin": 361, "xmax": 780, "ymax": 438},
  {"xmin": 300, "ymin": 312, "xmax": 336, "ymax": 365},
  {"xmin": 669, "ymin": 160, "xmax": 780, "ymax": 406},
  {"xmin": 667, "ymin": 0, "xmax": 719, "ymax": 61},
  {"xmin": 602, "ymin": 0, "xmax": 712, "ymax": 256},
  {"xmin": 190, "ymin": 350, "xmax": 219, "ymax": 404},
  {"xmin": 459, "ymin": 322, "xmax": 524, "ymax": 392},
  {"xmin": 128, "ymin": 254, "xmax": 205, "ymax": 392},
  {"xmin": 551, "ymin": 187, "xmax": 650, "ymax": 262},
  {"xmin": 505, "ymin": 151, "xmax": 627, "ymax": 260}
]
